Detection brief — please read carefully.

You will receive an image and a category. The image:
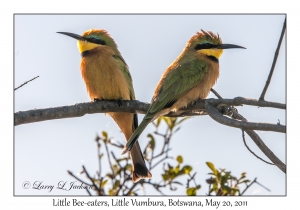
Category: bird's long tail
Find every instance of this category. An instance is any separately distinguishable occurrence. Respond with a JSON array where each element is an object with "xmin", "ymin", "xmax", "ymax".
[
  {"xmin": 109, "ymin": 112, "xmax": 152, "ymax": 182},
  {"xmin": 122, "ymin": 117, "xmax": 152, "ymax": 155}
]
